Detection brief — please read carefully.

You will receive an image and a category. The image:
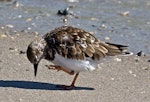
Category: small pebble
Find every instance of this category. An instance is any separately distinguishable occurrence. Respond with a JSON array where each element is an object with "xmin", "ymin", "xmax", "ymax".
[
  {"xmin": 128, "ymin": 70, "xmax": 136, "ymax": 77},
  {"xmin": 6, "ymin": 24, "xmax": 14, "ymax": 28},
  {"xmin": 26, "ymin": 69, "xmax": 29, "ymax": 71},
  {"xmin": 136, "ymin": 51, "xmax": 145, "ymax": 56},
  {"xmin": 0, "ymin": 34, "xmax": 7, "ymax": 38},
  {"xmin": 1, "ymin": 26, "xmax": 5, "ymax": 29},
  {"xmin": 91, "ymin": 17, "xmax": 98, "ymax": 21},
  {"xmin": 57, "ymin": 8, "xmax": 69, "ymax": 16},
  {"xmin": 129, "ymin": 70, "xmax": 133, "ymax": 74},
  {"xmin": 27, "ymin": 27, "xmax": 31, "ymax": 30},
  {"xmin": 19, "ymin": 50, "xmax": 26, "ymax": 54},
  {"xmin": 18, "ymin": 15, "xmax": 22, "ymax": 18},
  {"xmin": 100, "ymin": 24, "xmax": 107, "ymax": 28},
  {"xmin": 114, "ymin": 58, "xmax": 122, "ymax": 62},
  {"xmin": 142, "ymin": 67, "xmax": 148, "ymax": 70},
  {"xmin": 63, "ymin": 18, "xmax": 68, "ymax": 23},
  {"xmin": 141, "ymin": 91, "xmax": 146, "ymax": 94},
  {"xmin": 111, "ymin": 78, "xmax": 115, "ymax": 80},
  {"xmin": 91, "ymin": 25, "xmax": 96, "ymax": 27},
  {"xmin": 119, "ymin": 11, "xmax": 130, "ymax": 16},
  {"xmin": 109, "ymin": 30, "xmax": 114, "ymax": 33},
  {"xmin": 105, "ymin": 36, "xmax": 110, "ymax": 40},
  {"xmin": 31, "ymin": 23, "xmax": 36, "ymax": 27},
  {"xmin": 10, "ymin": 36, "xmax": 15, "ymax": 40},
  {"xmin": 26, "ymin": 18, "xmax": 32, "ymax": 22},
  {"xmin": 21, "ymin": 29, "xmax": 28, "ymax": 33},
  {"xmin": 9, "ymin": 47, "xmax": 18, "ymax": 52},
  {"xmin": 19, "ymin": 98, "xmax": 22, "ymax": 101}
]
